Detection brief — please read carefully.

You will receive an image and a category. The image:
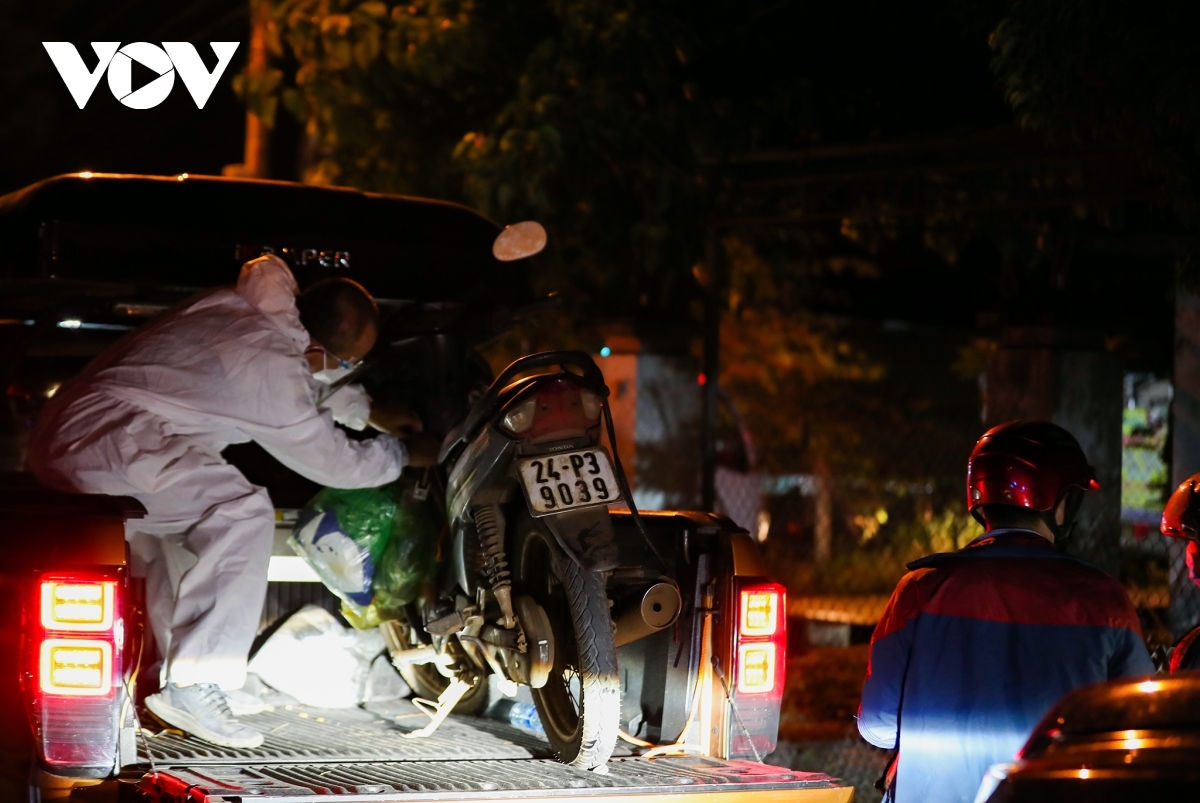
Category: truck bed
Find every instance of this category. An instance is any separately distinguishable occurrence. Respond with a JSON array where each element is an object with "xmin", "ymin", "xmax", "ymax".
[{"xmin": 131, "ymin": 694, "xmax": 853, "ymax": 801}]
